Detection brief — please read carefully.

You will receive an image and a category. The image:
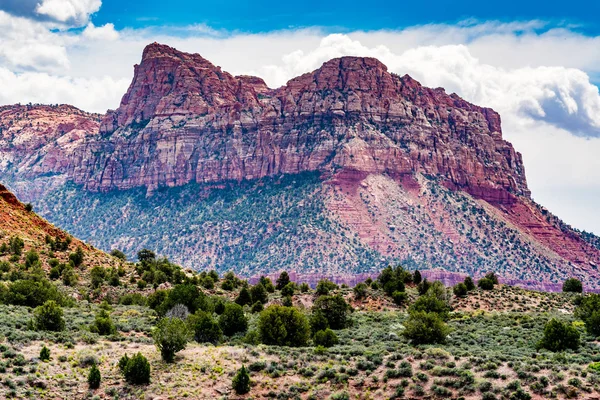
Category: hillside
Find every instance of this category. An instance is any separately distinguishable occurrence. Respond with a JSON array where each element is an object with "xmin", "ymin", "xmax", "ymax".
[{"xmin": 1, "ymin": 43, "xmax": 599, "ymax": 290}]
